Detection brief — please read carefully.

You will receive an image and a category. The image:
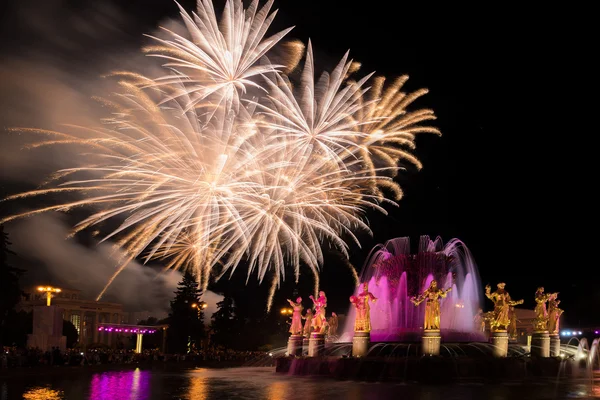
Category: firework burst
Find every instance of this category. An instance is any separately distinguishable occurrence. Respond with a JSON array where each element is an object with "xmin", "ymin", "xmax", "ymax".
[
  {"xmin": 2, "ymin": 0, "xmax": 439, "ymax": 310},
  {"xmin": 354, "ymin": 75, "xmax": 441, "ymax": 200}
]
